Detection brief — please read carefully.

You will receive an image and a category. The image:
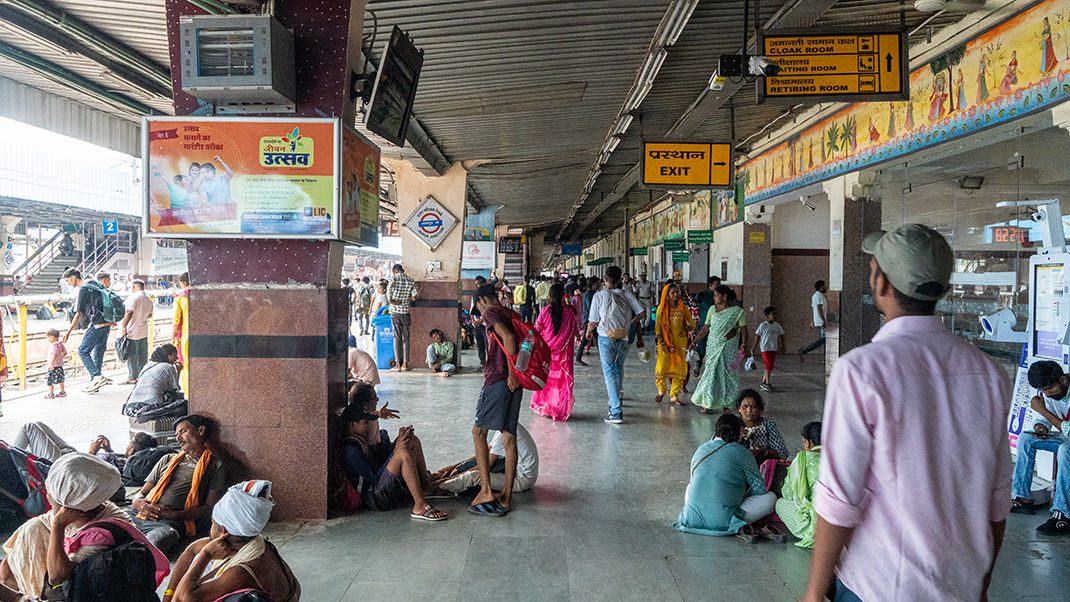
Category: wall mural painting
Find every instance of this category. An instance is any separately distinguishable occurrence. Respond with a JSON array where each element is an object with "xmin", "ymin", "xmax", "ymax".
[{"xmin": 739, "ymin": 0, "xmax": 1070, "ymax": 206}]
